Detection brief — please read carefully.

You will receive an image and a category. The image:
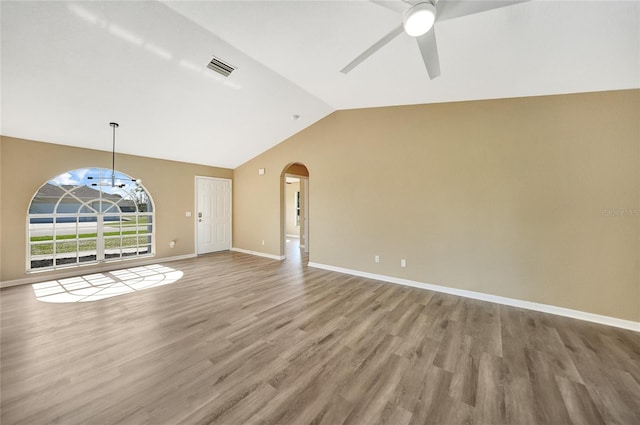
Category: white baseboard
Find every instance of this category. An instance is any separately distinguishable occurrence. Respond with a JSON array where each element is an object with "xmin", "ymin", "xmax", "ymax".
[
  {"xmin": 307, "ymin": 262, "xmax": 639, "ymax": 332},
  {"xmin": 231, "ymin": 247, "xmax": 285, "ymax": 261},
  {"xmin": 286, "ymin": 234, "xmax": 300, "ymax": 239},
  {"xmin": 1, "ymin": 254, "xmax": 198, "ymax": 289}
]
